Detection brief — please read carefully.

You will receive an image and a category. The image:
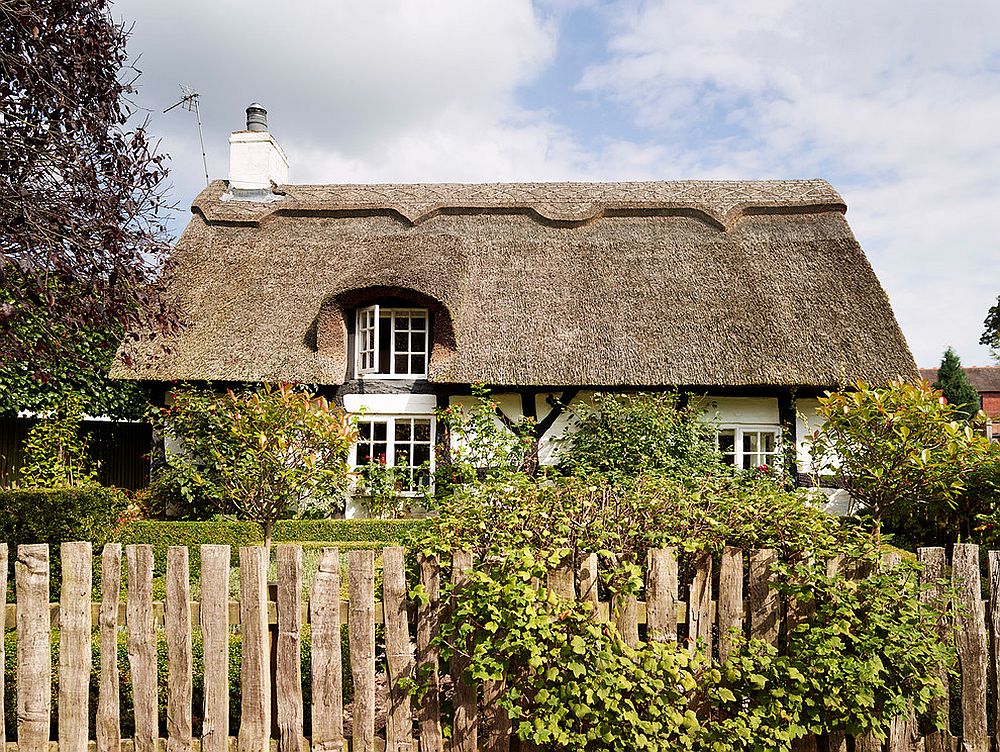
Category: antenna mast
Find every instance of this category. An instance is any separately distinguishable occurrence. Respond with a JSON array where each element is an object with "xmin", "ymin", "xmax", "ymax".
[{"xmin": 164, "ymin": 85, "xmax": 210, "ymax": 186}]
